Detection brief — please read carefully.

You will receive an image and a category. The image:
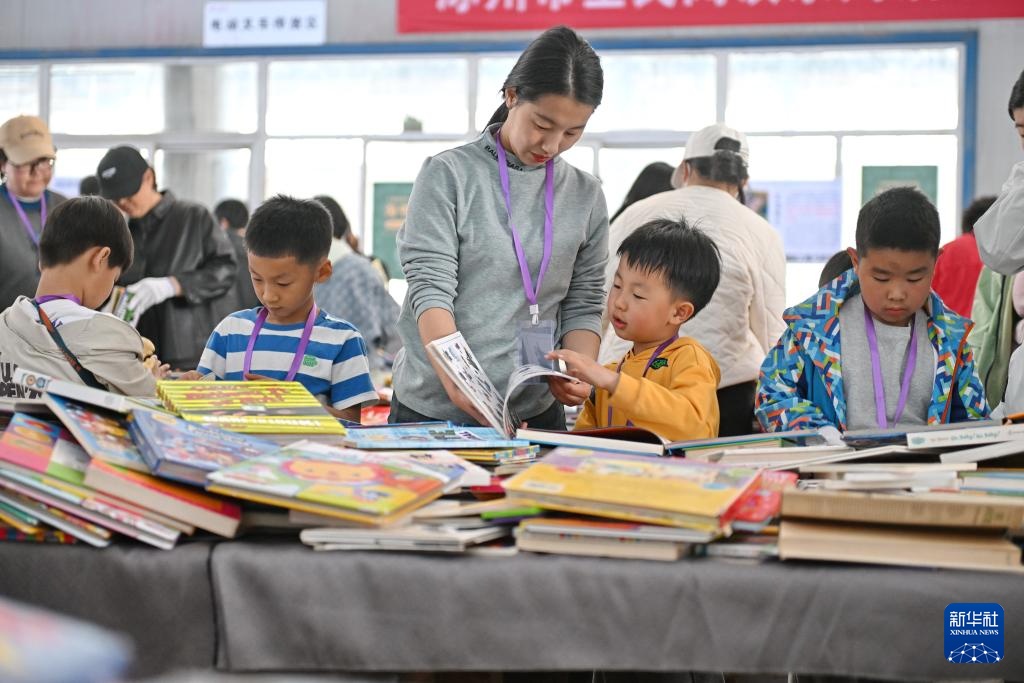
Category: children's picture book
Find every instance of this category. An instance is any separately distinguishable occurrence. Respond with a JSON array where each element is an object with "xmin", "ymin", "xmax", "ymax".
[
  {"xmin": 516, "ymin": 426, "xmax": 666, "ymax": 456},
  {"xmin": 128, "ymin": 410, "xmax": 278, "ymax": 486},
  {"xmin": 285, "ymin": 439, "xmax": 491, "ymax": 490},
  {"xmin": 84, "ymin": 459, "xmax": 242, "ymax": 538},
  {"xmin": 0, "ymin": 488, "xmax": 111, "ymax": 547},
  {"xmin": 728, "ymin": 470, "xmax": 798, "ymax": 532},
  {"xmin": 1, "ymin": 523, "xmax": 78, "ymax": 544},
  {"xmin": 343, "ymin": 424, "xmax": 529, "ymax": 450},
  {"xmin": 503, "ymin": 447, "xmax": 762, "ymax": 533},
  {"xmin": 43, "ymin": 394, "xmax": 148, "ymax": 472},
  {"xmin": 12, "ymin": 366, "xmax": 162, "ymax": 415},
  {"xmin": 157, "ymin": 380, "xmax": 346, "ymax": 436},
  {"xmin": 300, "ymin": 523, "xmax": 510, "ymax": 553},
  {"xmin": 426, "ymin": 331, "xmax": 573, "ymax": 437},
  {"xmin": 206, "ymin": 442, "xmax": 451, "ymax": 526},
  {"xmin": 961, "ymin": 469, "xmax": 1024, "ymax": 494},
  {"xmin": 0, "ymin": 412, "xmax": 90, "ymax": 484},
  {"xmin": 666, "ymin": 428, "xmax": 829, "ymax": 455},
  {"xmin": 514, "ymin": 518, "xmax": 694, "ymax": 562},
  {"xmin": 449, "ymin": 444, "xmax": 541, "ymax": 465}
]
